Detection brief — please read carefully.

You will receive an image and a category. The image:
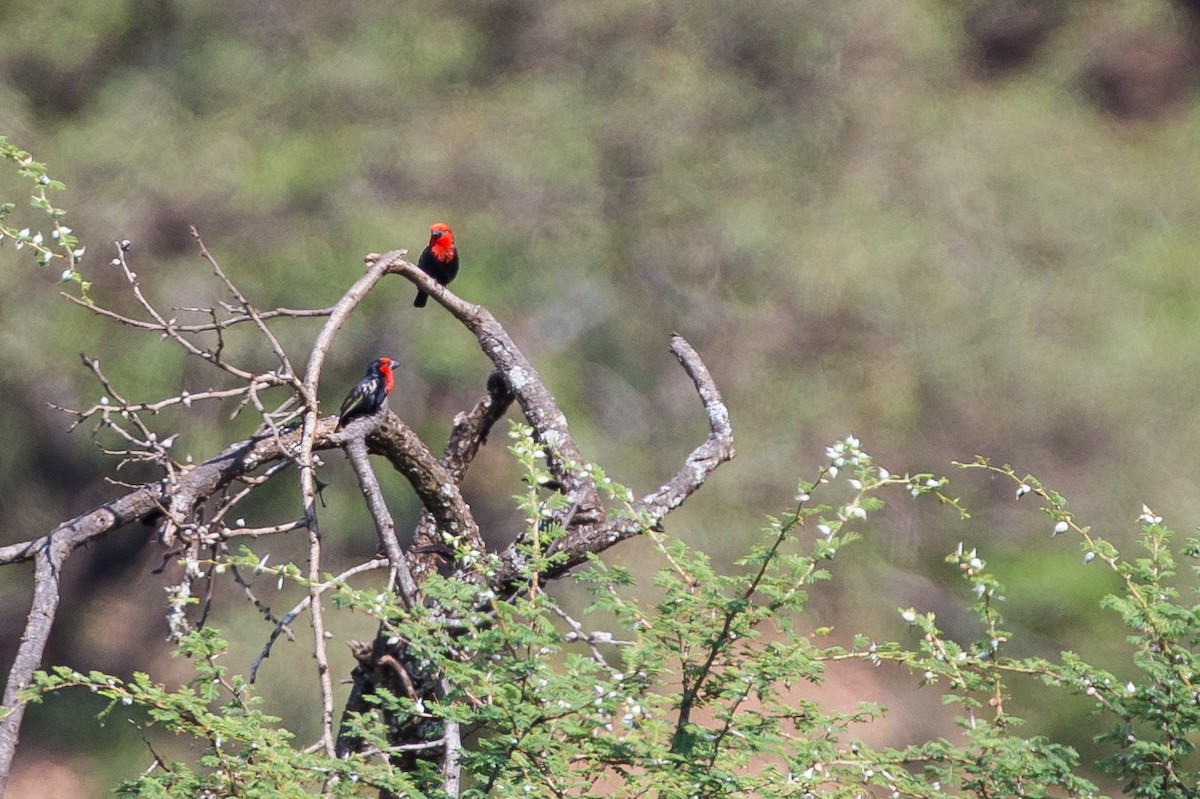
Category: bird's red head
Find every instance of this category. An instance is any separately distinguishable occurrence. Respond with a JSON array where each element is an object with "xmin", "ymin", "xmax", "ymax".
[
  {"xmin": 373, "ymin": 357, "xmax": 397, "ymax": 394},
  {"xmin": 428, "ymin": 222, "xmax": 455, "ymax": 261}
]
